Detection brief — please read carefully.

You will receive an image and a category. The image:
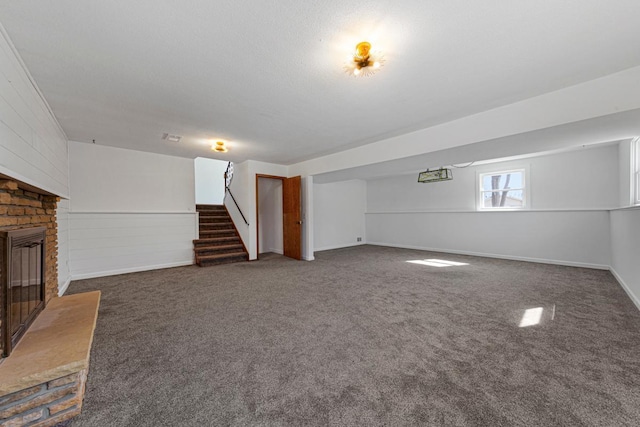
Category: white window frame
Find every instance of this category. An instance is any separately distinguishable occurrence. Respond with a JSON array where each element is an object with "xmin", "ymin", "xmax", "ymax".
[
  {"xmin": 633, "ymin": 138, "xmax": 640, "ymax": 205},
  {"xmin": 477, "ymin": 168, "xmax": 529, "ymax": 211}
]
